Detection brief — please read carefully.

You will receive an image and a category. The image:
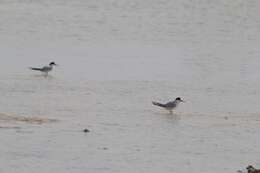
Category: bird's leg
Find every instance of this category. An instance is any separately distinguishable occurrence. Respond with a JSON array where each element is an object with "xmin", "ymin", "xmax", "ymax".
[{"xmin": 44, "ymin": 72, "xmax": 48, "ymax": 78}]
